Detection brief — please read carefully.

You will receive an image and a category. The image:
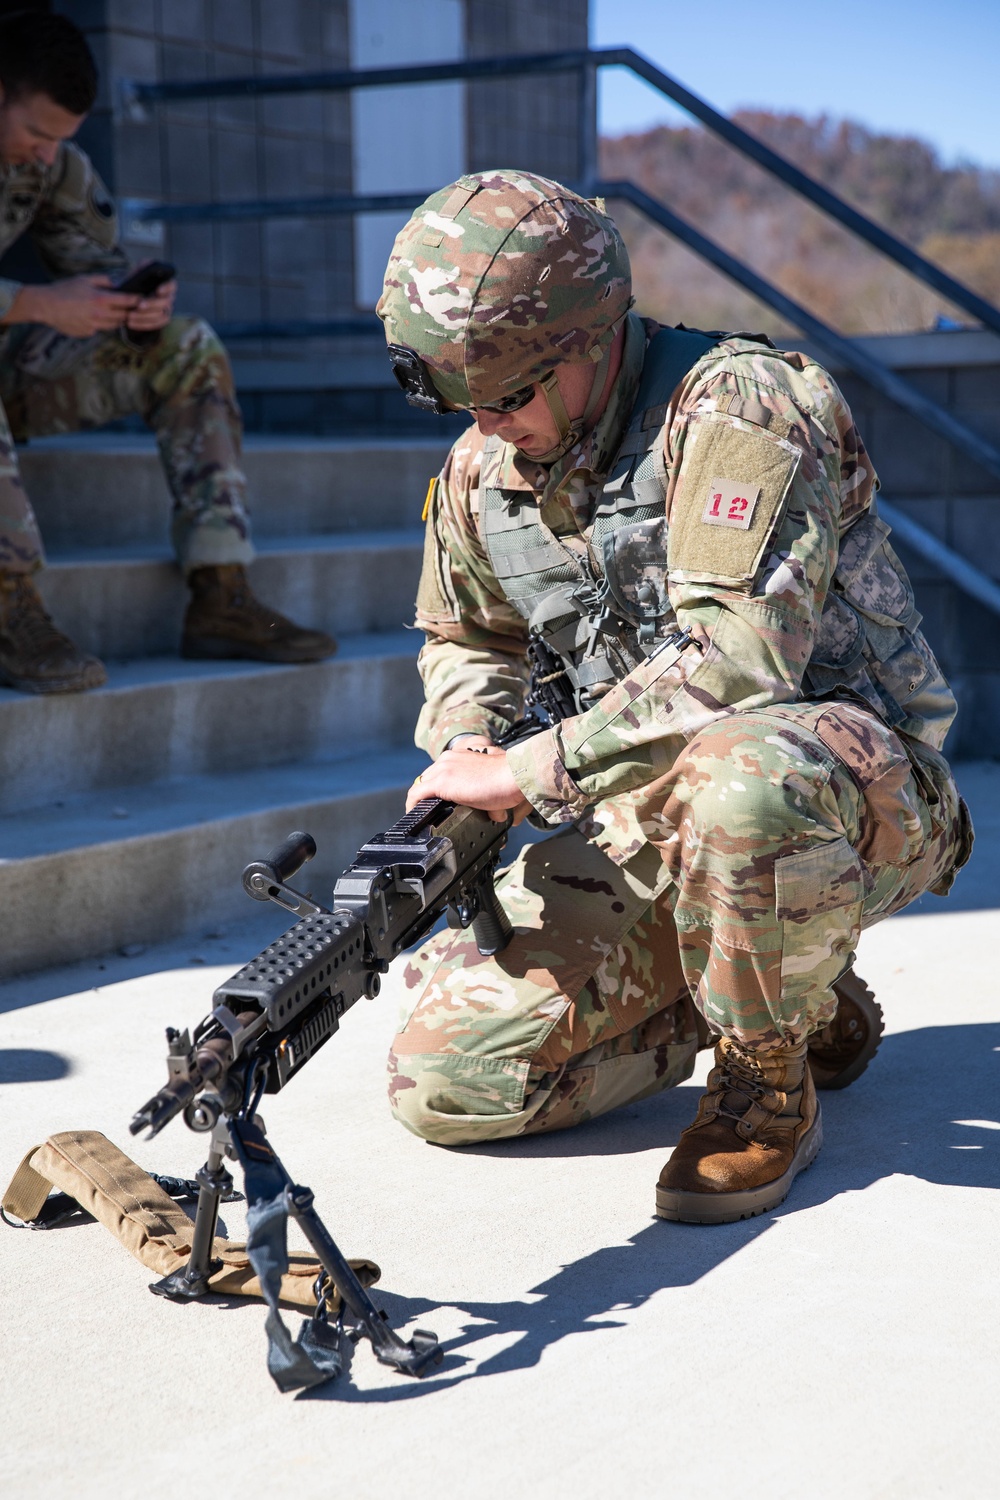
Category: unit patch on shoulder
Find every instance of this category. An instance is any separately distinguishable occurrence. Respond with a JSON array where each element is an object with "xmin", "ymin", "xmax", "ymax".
[
  {"xmin": 702, "ymin": 478, "xmax": 761, "ymax": 530},
  {"xmin": 667, "ymin": 413, "xmax": 801, "ymax": 586}
]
